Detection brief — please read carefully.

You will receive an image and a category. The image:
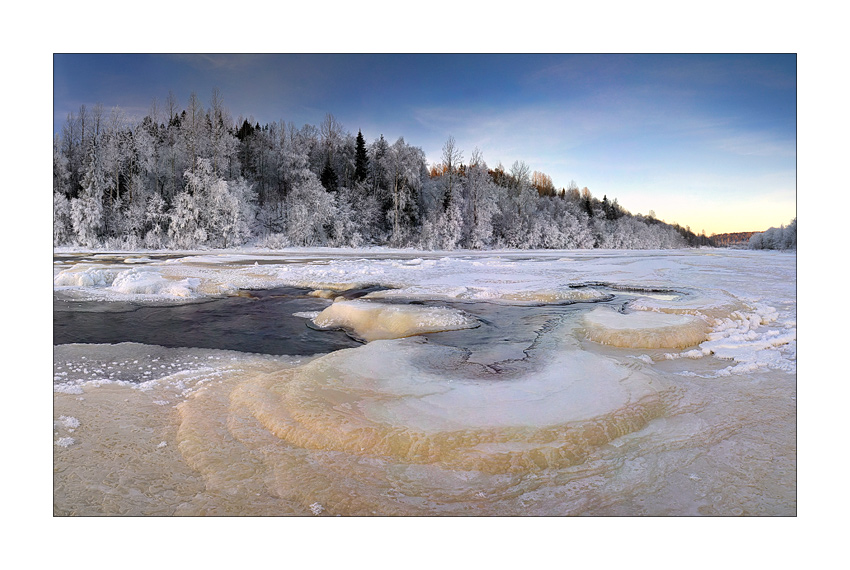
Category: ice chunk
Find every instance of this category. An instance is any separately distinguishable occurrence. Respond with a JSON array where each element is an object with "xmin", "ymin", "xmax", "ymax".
[
  {"xmin": 583, "ymin": 306, "xmax": 708, "ymax": 349},
  {"xmin": 54, "ymin": 265, "xmax": 120, "ymax": 287},
  {"xmin": 110, "ymin": 269, "xmax": 201, "ymax": 297},
  {"xmin": 311, "ymin": 299, "xmax": 478, "ymax": 341},
  {"xmin": 292, "ymin": 311, "xmax": 322, "ymax": 320},
  {"xmin": 308, "ymin": 289, "xmax": 341, "ymax": 299}
]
